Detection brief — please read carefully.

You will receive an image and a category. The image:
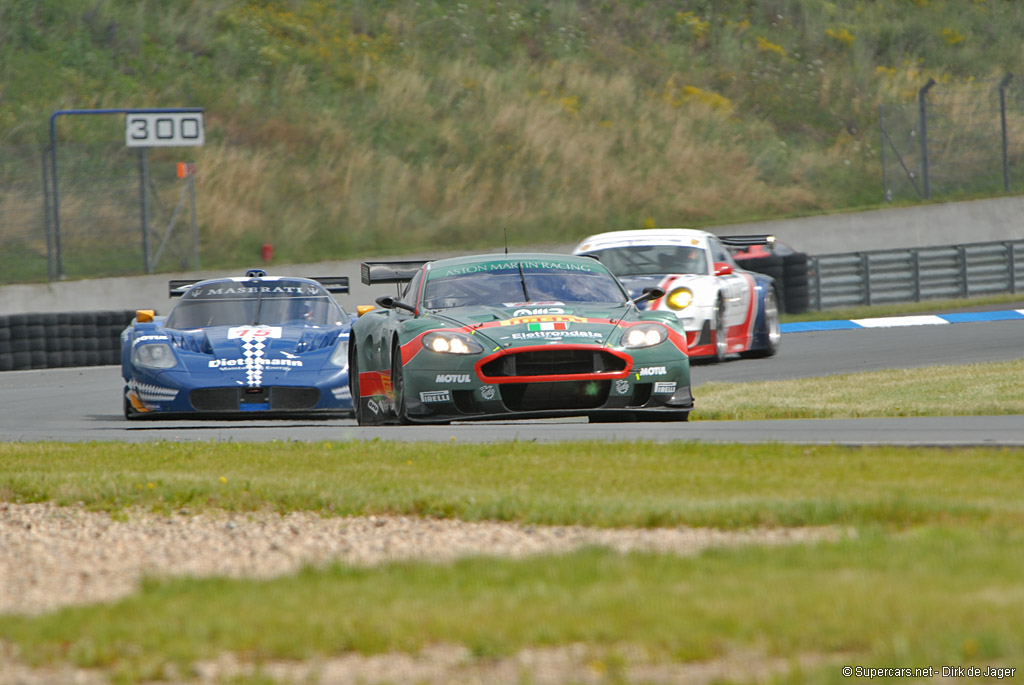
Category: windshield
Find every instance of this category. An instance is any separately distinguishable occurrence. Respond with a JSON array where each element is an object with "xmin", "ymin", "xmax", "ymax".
[
  {"xmin": 165, "ymin": 281, "xmax": 345, "ymax": 329},
  {"xmin": 588, "ymin": 245, "xmax": 708, "ymax": 277},
  {"xmin": 422, "ymin": 262, "xmax": 627, "ymax": 309}
]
